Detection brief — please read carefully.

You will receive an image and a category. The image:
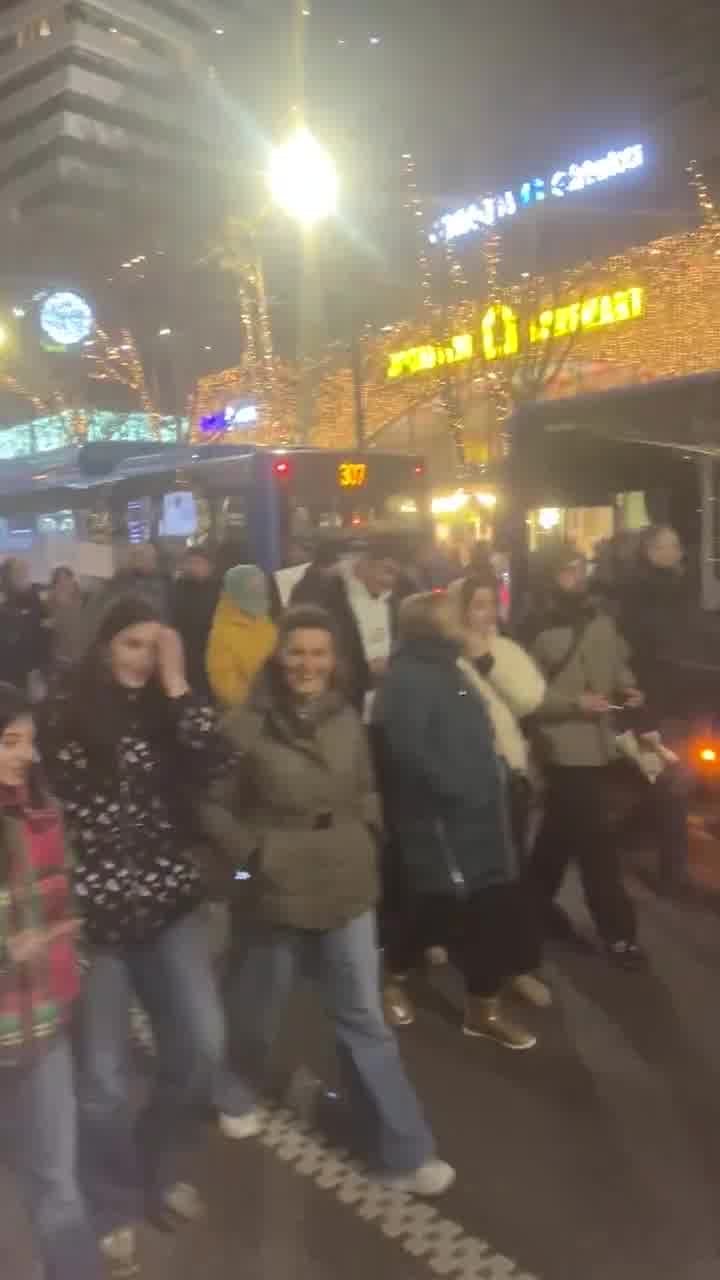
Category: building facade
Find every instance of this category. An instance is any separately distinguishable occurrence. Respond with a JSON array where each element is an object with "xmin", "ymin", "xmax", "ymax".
[
  {"xmin": 654, "ymin": 0, "xmax": 720, "ymax": 169},
  {"xmin": 0, "ymin": 0, "xmax": 234, "ymax": 234}
]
